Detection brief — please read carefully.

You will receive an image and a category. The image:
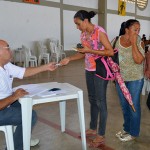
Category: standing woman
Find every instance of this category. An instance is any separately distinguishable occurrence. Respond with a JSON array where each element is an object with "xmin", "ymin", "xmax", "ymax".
[
  {"xmin": 114, "ymin": 19, "xmax": 145, "ymax": 142},
  {"xmin": 60, "ymin": 10, "xmax": 114, "ymax": 148}
]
